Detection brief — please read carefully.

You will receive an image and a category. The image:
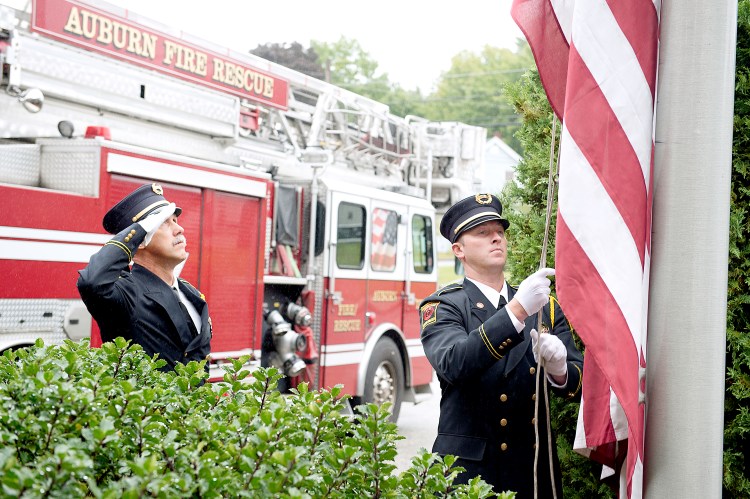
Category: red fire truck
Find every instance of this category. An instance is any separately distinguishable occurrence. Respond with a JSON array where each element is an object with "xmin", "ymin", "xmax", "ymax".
[{"xmin": 0, "ymin": 0, "xmax": 486, "ymax": 420}]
